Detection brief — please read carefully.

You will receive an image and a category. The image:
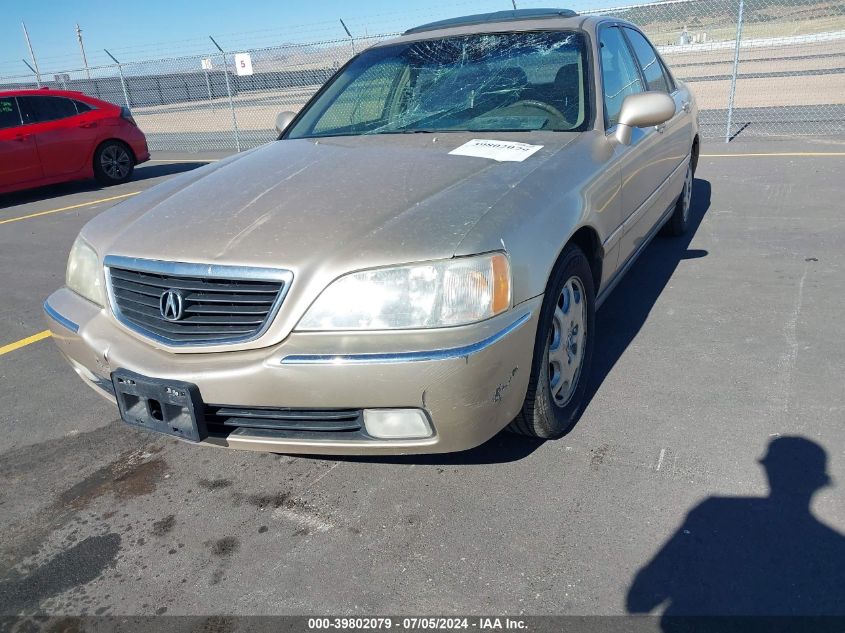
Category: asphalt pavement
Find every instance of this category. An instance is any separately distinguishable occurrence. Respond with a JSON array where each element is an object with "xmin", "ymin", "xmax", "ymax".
[{"xmin": 1, "ymin": 139, "xmax": 844, "ymax": 618}]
